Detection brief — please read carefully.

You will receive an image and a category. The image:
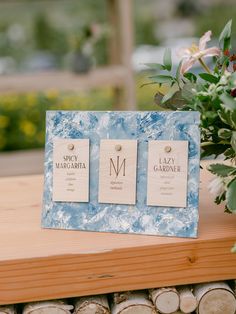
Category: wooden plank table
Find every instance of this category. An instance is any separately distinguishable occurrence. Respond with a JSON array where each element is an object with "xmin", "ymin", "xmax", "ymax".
[{"xmin": 0, "ymin": 161, "xmax": 236, "ymax": 305}]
